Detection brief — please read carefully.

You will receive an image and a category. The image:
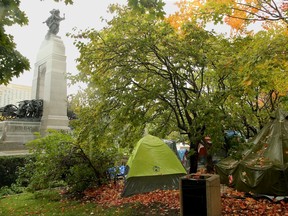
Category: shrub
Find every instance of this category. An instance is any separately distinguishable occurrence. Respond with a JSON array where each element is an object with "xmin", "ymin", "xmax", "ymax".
[
  {"xmin": 0, "ymin": 186, "xmax": 14, "ymax": 197},
  {"xmin": 22, "ymin": 130, "xmax": 121, "ymax": 194},
  {"xmin": 0, "ymin": 155, "xmax": 31, "ymax": 187},
  {"xmin": 0, "ymin": 183, "xmax": 25, "ymax": 197}
]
